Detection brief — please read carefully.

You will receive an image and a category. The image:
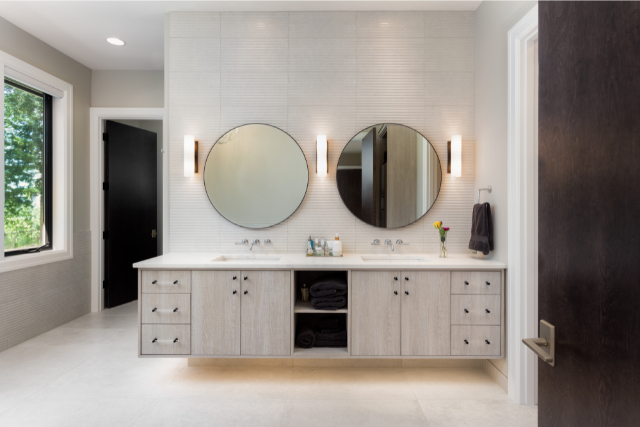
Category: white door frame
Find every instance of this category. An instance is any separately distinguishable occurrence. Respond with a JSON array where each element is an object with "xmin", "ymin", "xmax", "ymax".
[
  {"xmin": 89, "ymin": 107, "xmax": 166, "ymax": 312},
  {"xmin": 507, "ymin": 5, "xmax": 539, "ymax": 406}
]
